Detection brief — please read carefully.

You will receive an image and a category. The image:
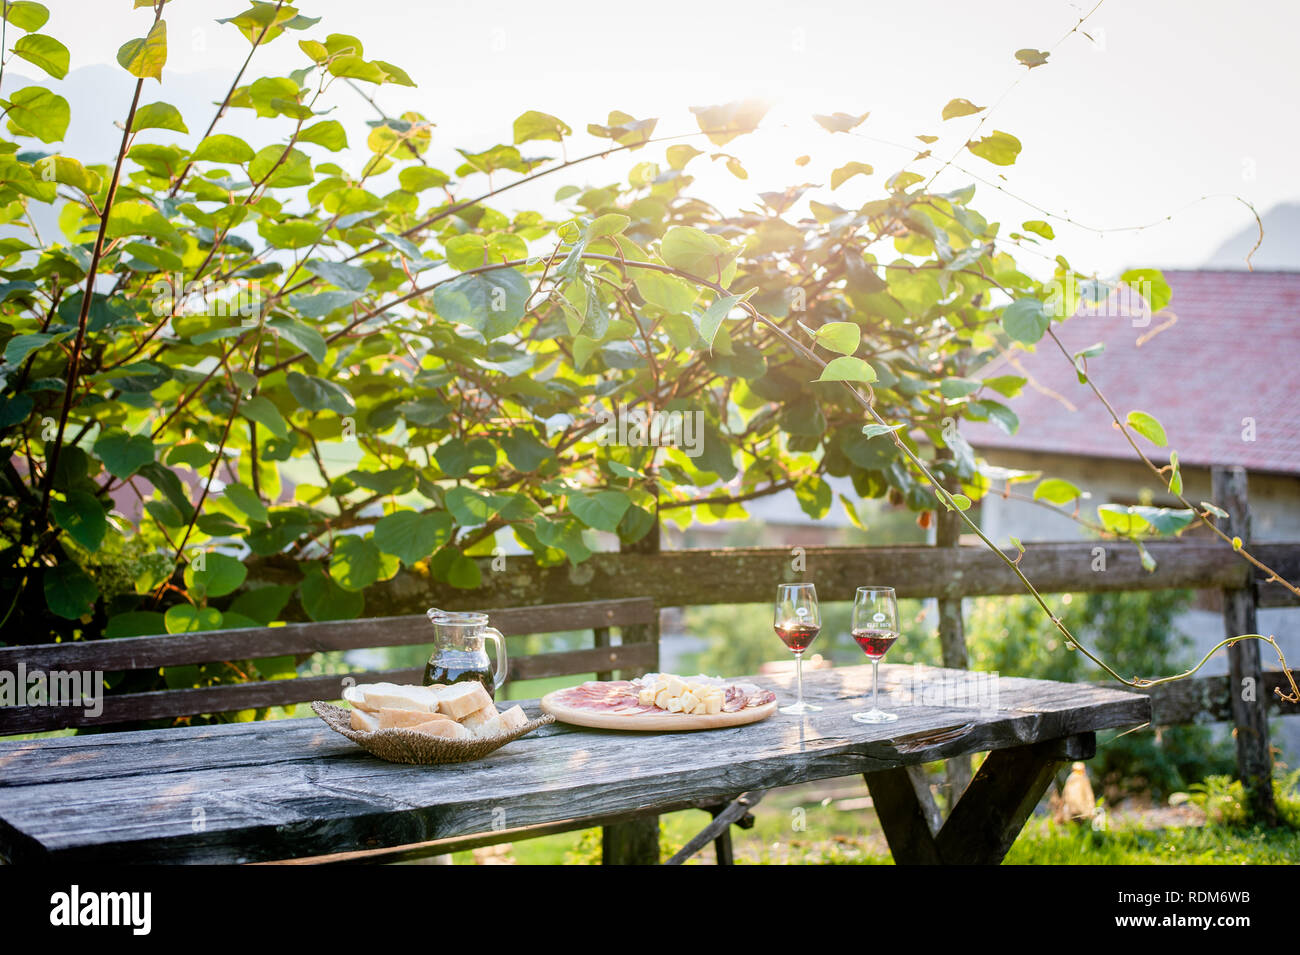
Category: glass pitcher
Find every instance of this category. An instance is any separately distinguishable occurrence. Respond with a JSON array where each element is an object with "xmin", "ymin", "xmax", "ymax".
[{"xmin": 423, "ymin": 609, "xmax": 509, "ymax": 699}]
